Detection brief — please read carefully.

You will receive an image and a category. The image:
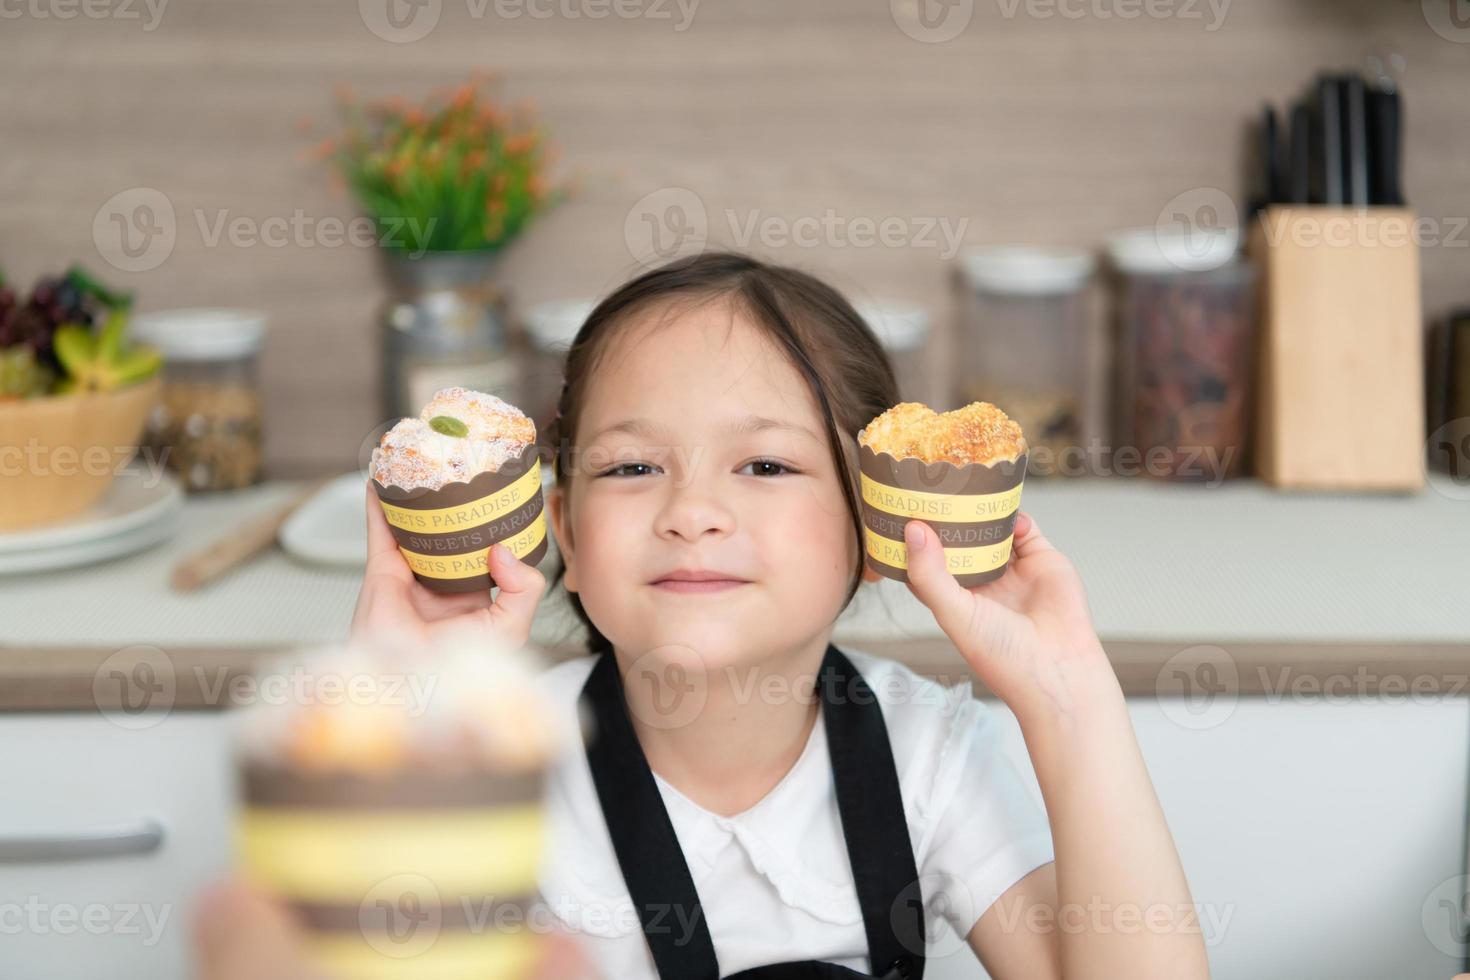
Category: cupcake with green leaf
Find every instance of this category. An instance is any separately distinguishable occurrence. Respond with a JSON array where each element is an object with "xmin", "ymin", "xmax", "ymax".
[{"xmin": 370, "ymin": 387, "xmax": 547, "ymax": 593}]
